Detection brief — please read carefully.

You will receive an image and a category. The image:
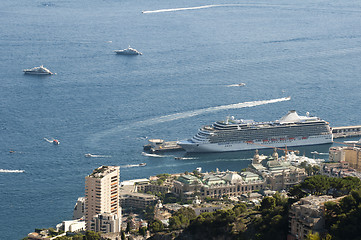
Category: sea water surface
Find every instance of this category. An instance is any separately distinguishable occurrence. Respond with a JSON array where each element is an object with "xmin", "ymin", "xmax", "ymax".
[{"xmin": 1, "ymin": 0, "xmax": 361, "ymax": 238}]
